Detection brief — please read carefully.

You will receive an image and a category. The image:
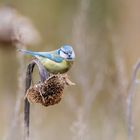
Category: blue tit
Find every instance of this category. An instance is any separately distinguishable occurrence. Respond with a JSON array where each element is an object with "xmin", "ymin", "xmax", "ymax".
[{"xmin": 19, "ymin": 45, "xmax": 75, "ymax": 74}]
